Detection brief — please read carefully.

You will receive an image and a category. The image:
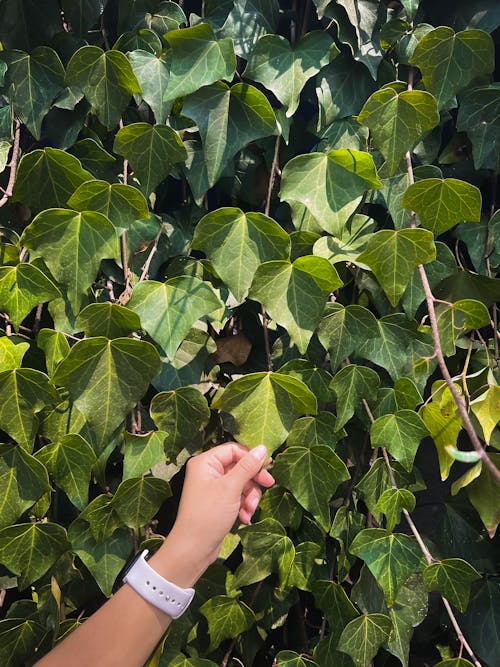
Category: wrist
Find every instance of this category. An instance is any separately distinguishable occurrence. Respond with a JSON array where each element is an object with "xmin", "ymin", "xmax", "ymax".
[{"xmin": 148, "ymin": 530, "xmax": 211, "ymax": 589}]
